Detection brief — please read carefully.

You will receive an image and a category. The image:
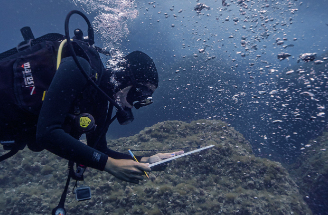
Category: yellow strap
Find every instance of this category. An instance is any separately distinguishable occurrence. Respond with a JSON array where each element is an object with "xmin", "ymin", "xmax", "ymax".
[
  {"xmin": 43, "ymin": 39, "xmax": 72, "ymax": 103},
  {"xmin": 42, "ymin": 91, "xmax": 47, "ymax": 101},
  {"xmin": 56, "ymin": 39, "xmax": 73, "ymax": 70}
]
